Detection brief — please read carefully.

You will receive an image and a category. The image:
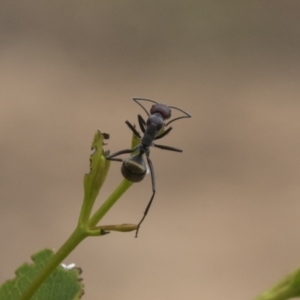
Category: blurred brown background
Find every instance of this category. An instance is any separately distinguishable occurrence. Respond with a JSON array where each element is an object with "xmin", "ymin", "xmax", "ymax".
[{"xmin": 1, "ymin": 1, "xmax": 300, "ymax": 299}]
